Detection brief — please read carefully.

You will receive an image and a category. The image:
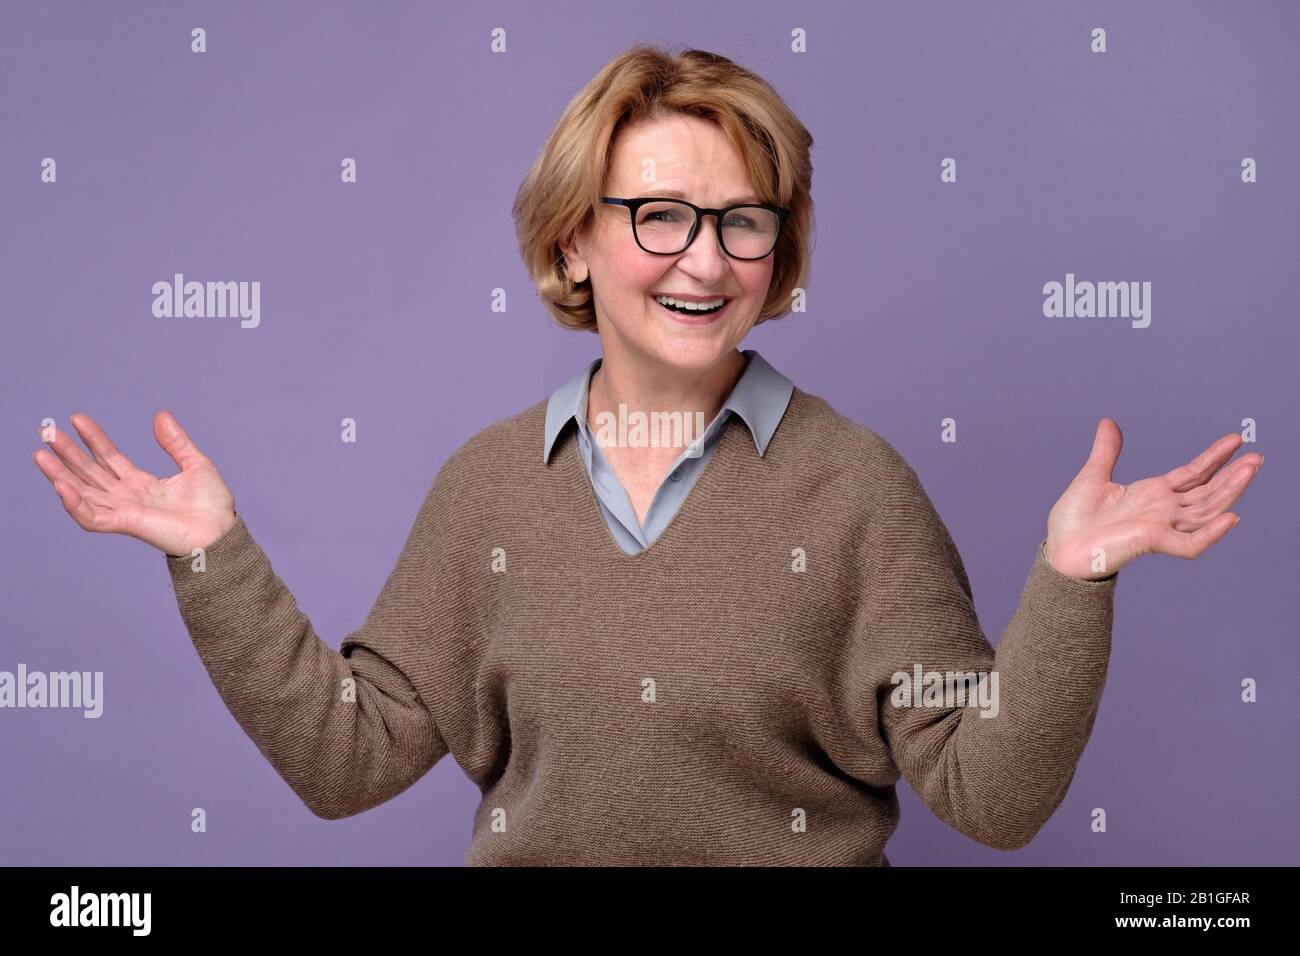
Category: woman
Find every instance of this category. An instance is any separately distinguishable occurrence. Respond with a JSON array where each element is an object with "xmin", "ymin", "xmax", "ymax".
[{"xmin": 31, "ymin": 45, "xmax": 1261, "ymax": 866}]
